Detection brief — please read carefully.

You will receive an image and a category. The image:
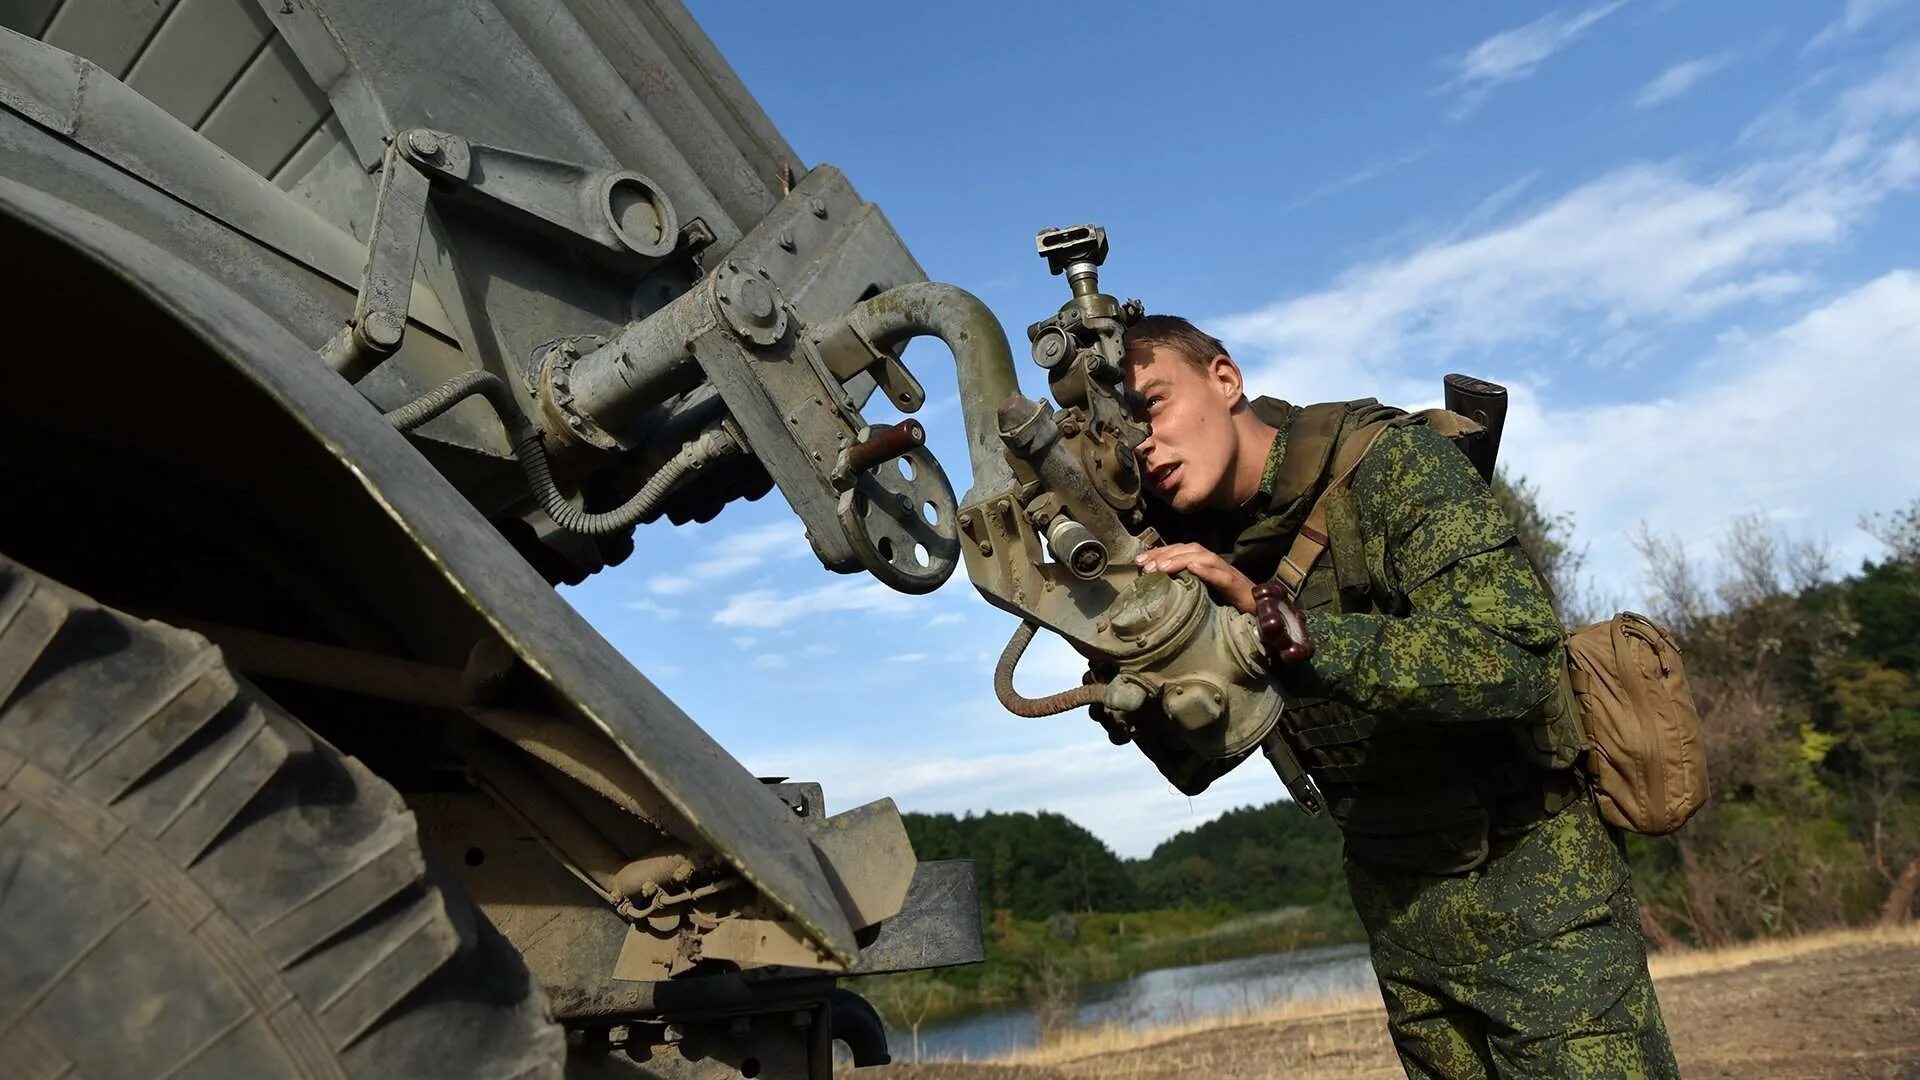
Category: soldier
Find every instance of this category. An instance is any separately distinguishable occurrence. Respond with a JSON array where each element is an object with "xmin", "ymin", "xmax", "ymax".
[{"xmin": 1119, "ymin": 314, "xmax": 1678, "ymax": 1078}]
